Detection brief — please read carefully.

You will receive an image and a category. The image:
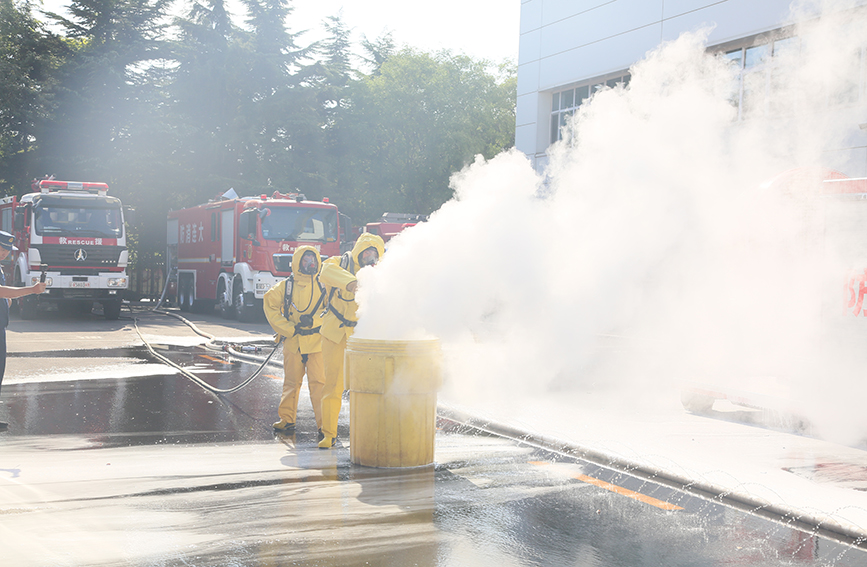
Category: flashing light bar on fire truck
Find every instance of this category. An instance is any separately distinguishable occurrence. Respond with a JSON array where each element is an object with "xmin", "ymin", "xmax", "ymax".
[
  {"xmin": 257, "ymin": 191, "xmax": 307, "ymax": 202},
  {"xmin": 31, "ymin": 179, "xmax": 109, "ymax": 196}
]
